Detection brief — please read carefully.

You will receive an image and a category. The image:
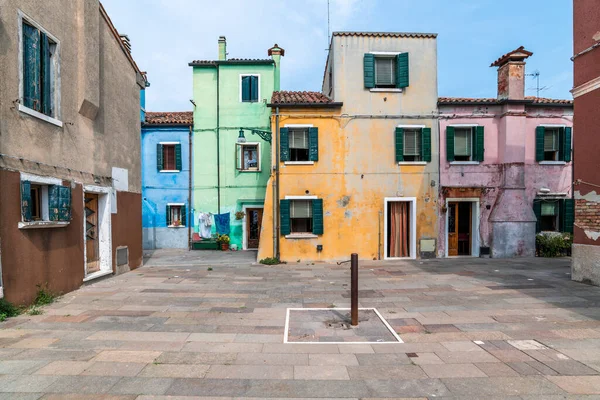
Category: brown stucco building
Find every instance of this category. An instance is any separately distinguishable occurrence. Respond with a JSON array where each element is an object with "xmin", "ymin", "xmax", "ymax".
[
  {"xmin": 0, "ymin": 1, "xmax": 147, "ymax": 305},
  {"xmin": 572, "ymin": 0, "xmax": 600, "ymax": 285}
]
